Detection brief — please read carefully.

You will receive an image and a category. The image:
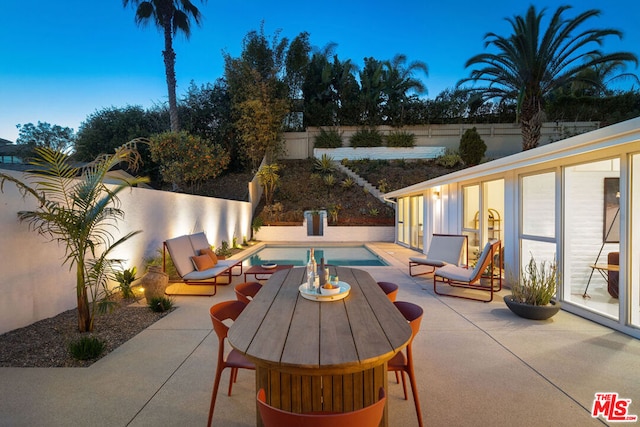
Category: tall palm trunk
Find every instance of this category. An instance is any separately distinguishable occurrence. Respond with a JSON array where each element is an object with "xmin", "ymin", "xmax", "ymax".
[
  {"xmin": 76, "ymin": 263, "xmax": 92, "ymax": 332},
  {"xmin": 163, "ymin": 22, "xmax": 180, "ymax": 132},
  {"xmin": 520, "ymin": 95, "xmax": 543, "ymax": 151}
]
